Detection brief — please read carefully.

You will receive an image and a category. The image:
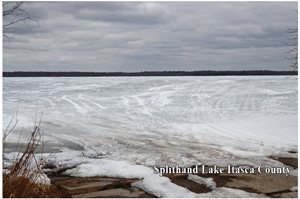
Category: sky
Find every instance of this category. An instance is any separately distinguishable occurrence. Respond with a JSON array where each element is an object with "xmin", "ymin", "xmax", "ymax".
[{"xmin": 2, "ymin": 1, "xmax": 298, "ymax": 72}]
